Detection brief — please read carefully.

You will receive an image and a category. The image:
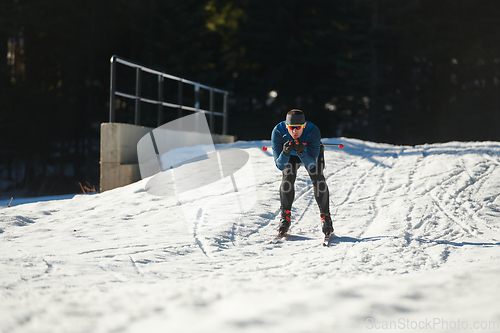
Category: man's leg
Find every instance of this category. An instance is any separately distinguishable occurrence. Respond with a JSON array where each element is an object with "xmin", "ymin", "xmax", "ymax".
[
  {"xmin": 278, "ymin": 156, "xmax": 300, "ymax": 233},
  {"xmin": 307, "ymin": 146, "xmax": 333, "ymax": 233}
]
